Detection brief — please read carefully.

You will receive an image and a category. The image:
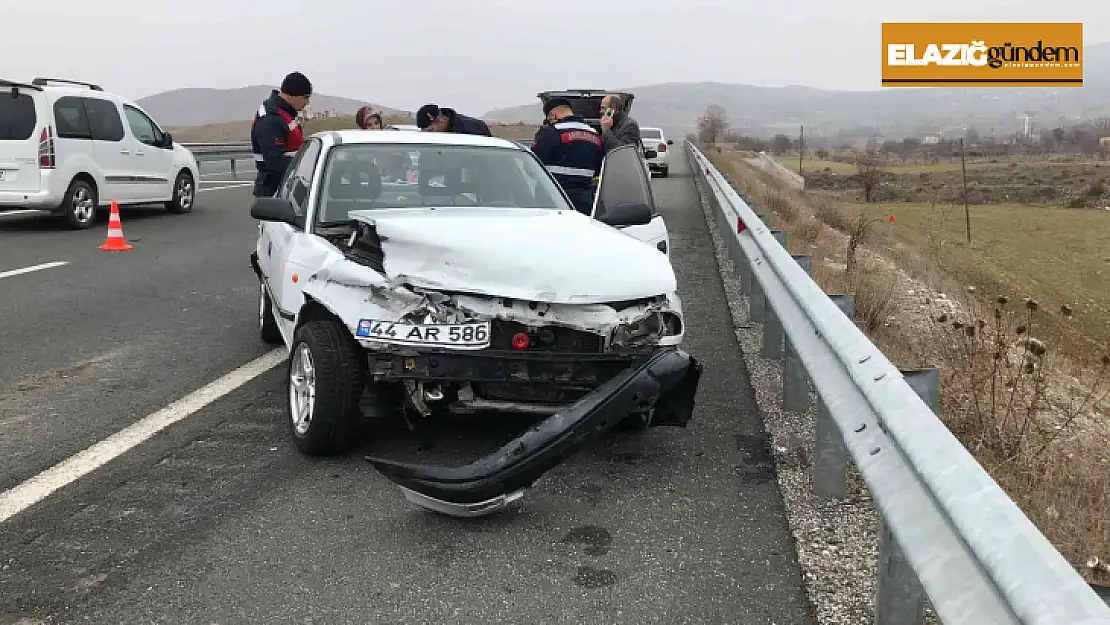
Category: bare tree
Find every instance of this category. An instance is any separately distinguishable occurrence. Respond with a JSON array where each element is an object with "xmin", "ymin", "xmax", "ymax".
[
  {"xmin": 697, "ymin": 104, "xmax": 729, "ymax": 145},
  {"xmin": 855, "ymin": 150, "xmax": 886, "ymax": 203}
]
